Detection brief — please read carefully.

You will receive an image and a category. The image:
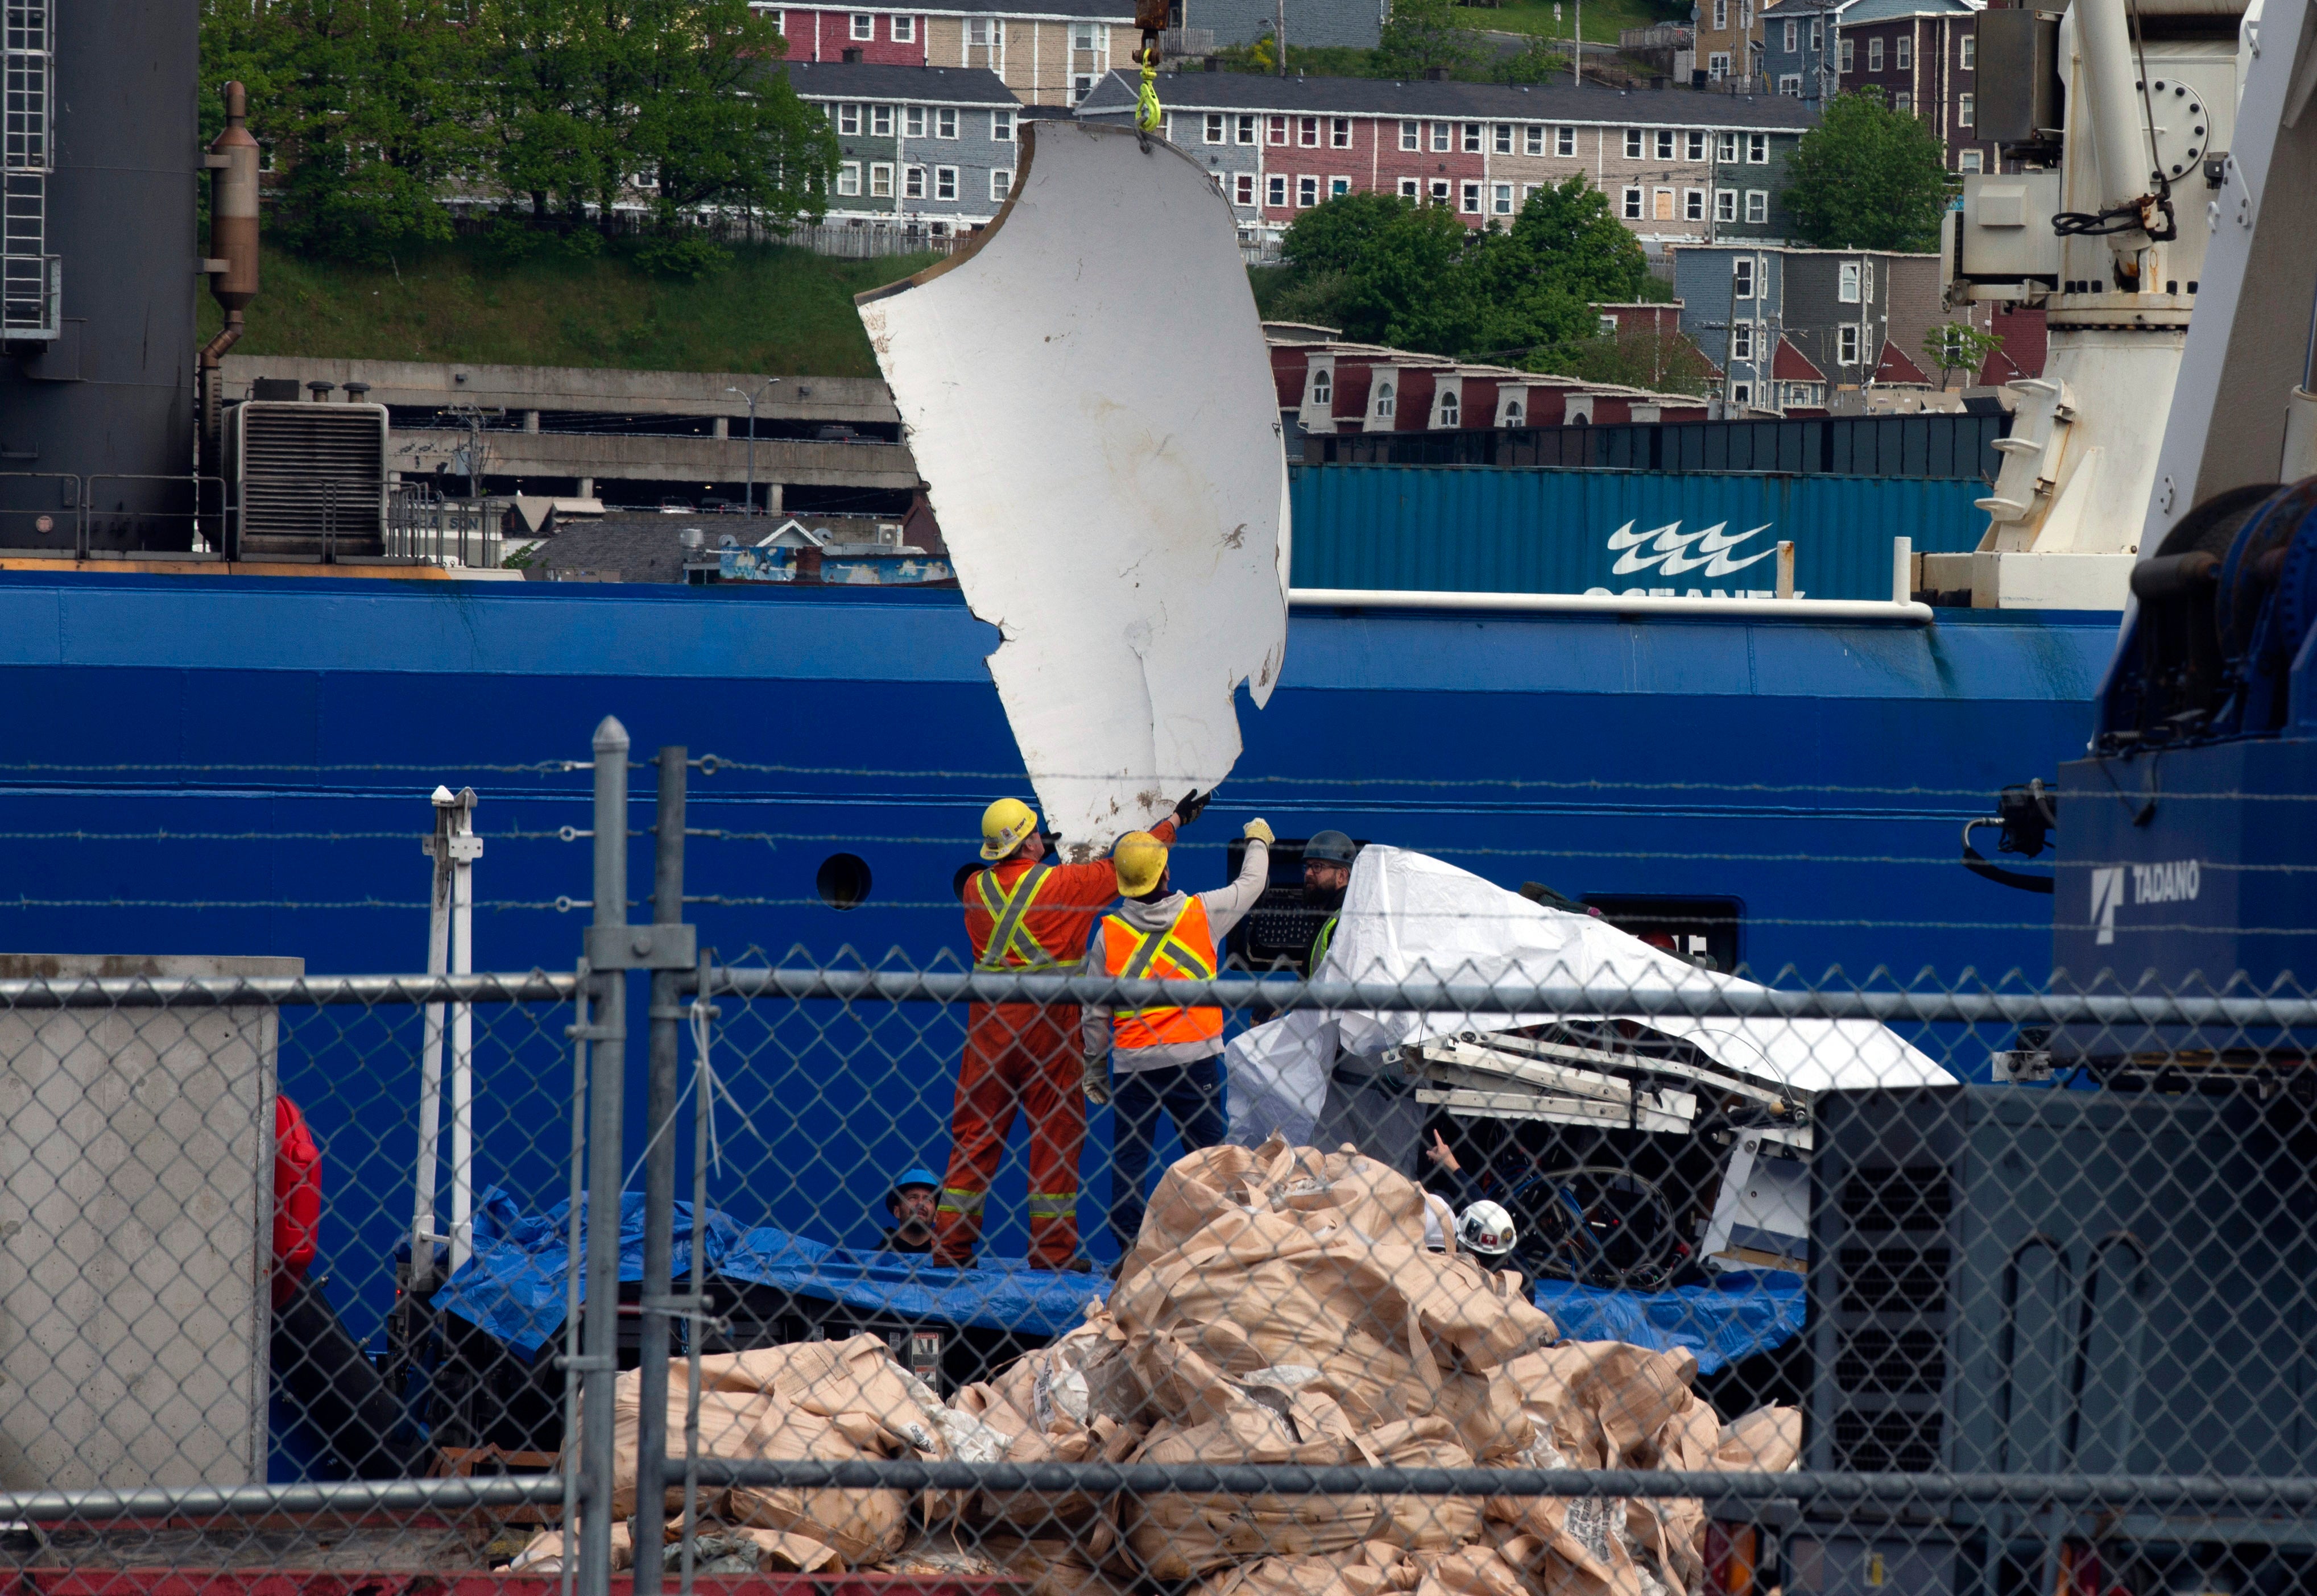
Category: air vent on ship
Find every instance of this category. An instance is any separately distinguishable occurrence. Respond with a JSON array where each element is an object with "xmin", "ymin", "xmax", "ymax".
[{"xmin": 224, "ymin": 400, "xmax": 388, "ymax": 559}]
